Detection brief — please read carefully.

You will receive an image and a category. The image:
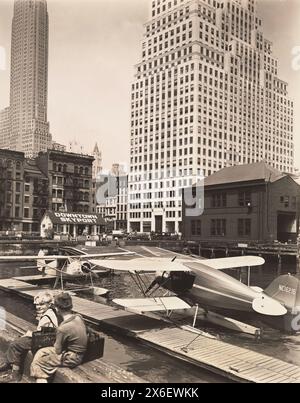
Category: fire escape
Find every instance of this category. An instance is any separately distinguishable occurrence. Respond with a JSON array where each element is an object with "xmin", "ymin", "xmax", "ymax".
[
  {"xmin": 64, "ymin": 174, "xmax": 76, "ymax": 212},
  {"xmin": 33, "ymin": 177, "xmax": 49, "ymax": 221}
]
